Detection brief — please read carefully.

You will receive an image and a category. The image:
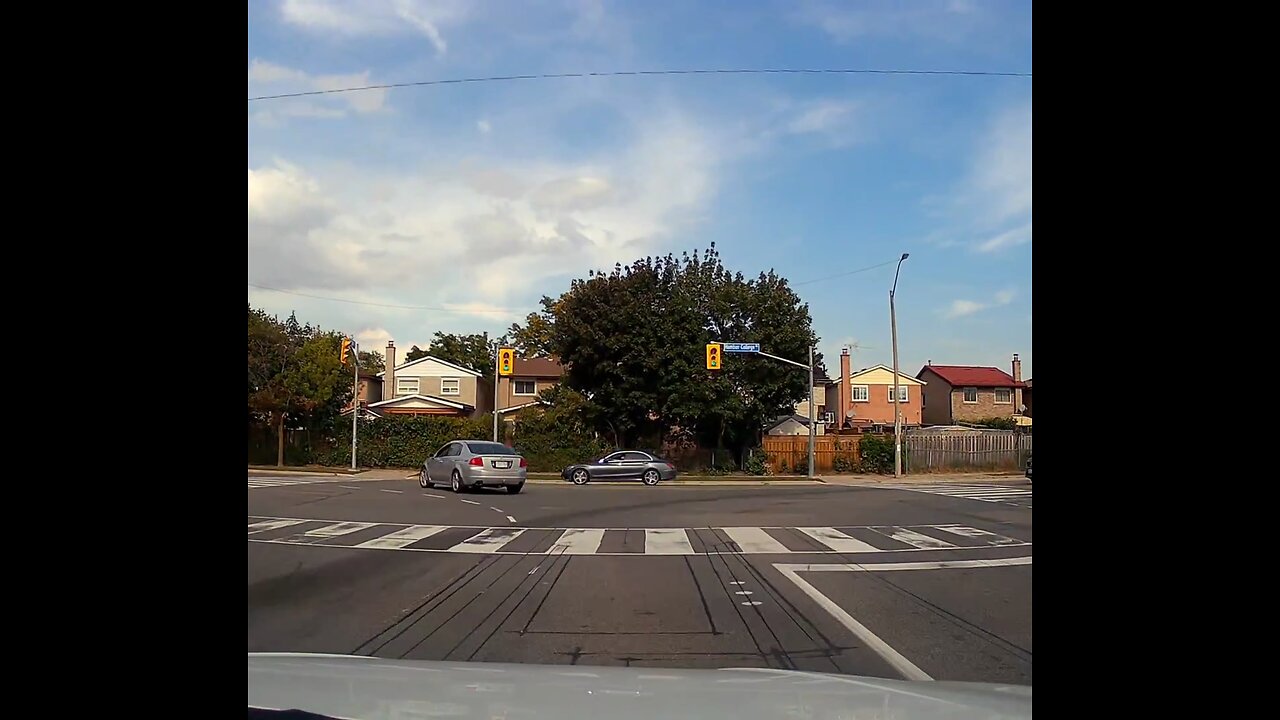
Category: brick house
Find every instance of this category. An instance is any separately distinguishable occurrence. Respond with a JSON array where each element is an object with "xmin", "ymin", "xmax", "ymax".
[
  {"xmin": 916, "ymin": 354, "xmax": 1027, "ymax": 426},
  {"xmin": 495, "ymin": 357, "xmax": 562, "ymax": 422},
  {"xmin": 826, "ymin": 347, "xmax": 925, "ymax": 430}
]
